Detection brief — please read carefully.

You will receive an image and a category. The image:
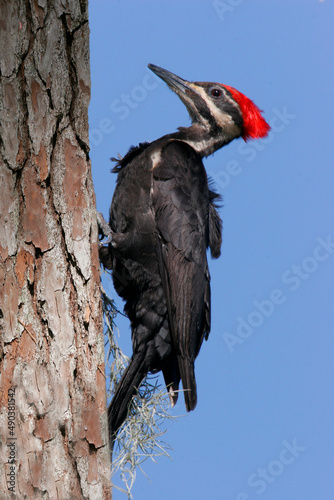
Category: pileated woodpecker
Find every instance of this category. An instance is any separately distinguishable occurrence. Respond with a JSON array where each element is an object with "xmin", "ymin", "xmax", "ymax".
[{"xmin": 99, "ymin": 64, "xmax": 270, "ymax": 442}]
